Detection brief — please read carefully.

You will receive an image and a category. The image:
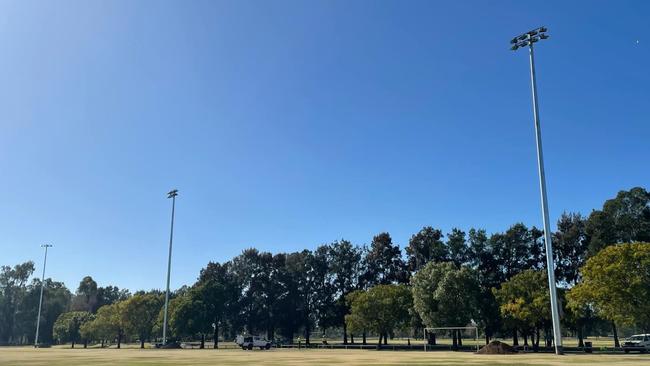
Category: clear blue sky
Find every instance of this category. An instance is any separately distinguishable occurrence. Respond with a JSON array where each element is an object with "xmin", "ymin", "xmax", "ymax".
[{"xmin": 1, "ymin": 1, "xmax": 648, "ymax": 292}]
